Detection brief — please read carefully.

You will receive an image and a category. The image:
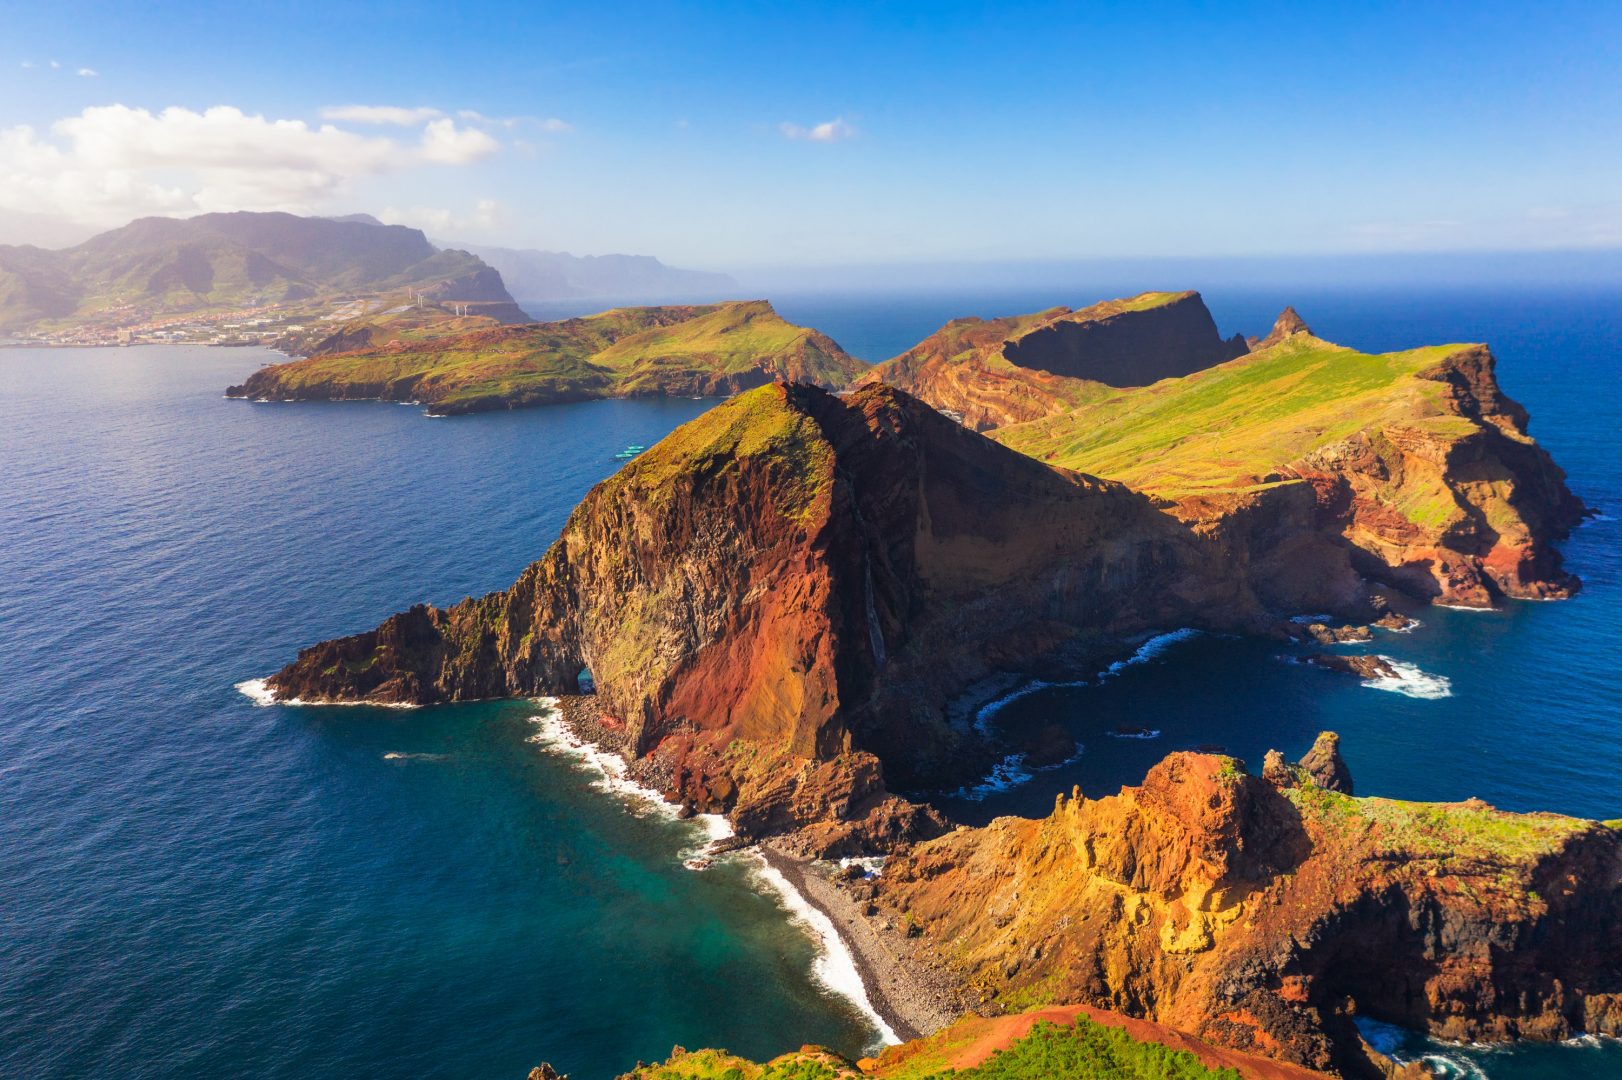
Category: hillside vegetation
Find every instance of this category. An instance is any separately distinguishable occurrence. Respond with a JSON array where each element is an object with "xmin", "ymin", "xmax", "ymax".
[
  {"xmin": 994, "ymin": 333, "xmax": 1470, "ymax": 497},
  {"xmin": 0, "ymin": 211, "xmax": 527, "ymax": 337},
  {"xmin": 229, "ymin": 300, "xmax": 867, "ymax": 414},
  {"xmin": 861, "ymin": 290, "xmax": 1247, "ymax": 431},
  {"xmin": 612, "ymin": 1015, "xmax": 1260, "ymax": 1080}
]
